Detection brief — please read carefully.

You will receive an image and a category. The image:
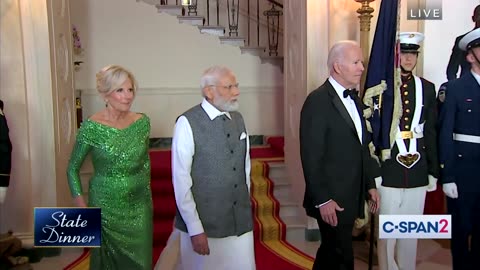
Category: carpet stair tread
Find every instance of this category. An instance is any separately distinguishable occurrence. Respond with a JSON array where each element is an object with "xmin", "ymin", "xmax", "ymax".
[
  {"xmin": 152, "ymin": 246, "xmax": 165, "ymax": 267},
  {"xmin": 151, "ymin": 179, "xmax": 174, "ymax": 195},
  {"xmin": 153, "ymin": 219, "xmax": 174, "ymax": 244},
  {"xmin": 153, "ymin": 195, "xmax": 177, "ymax": 216},
  {"xmin": 149, "ymin": 150, "xmax": 172, "ymax": 179}
]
